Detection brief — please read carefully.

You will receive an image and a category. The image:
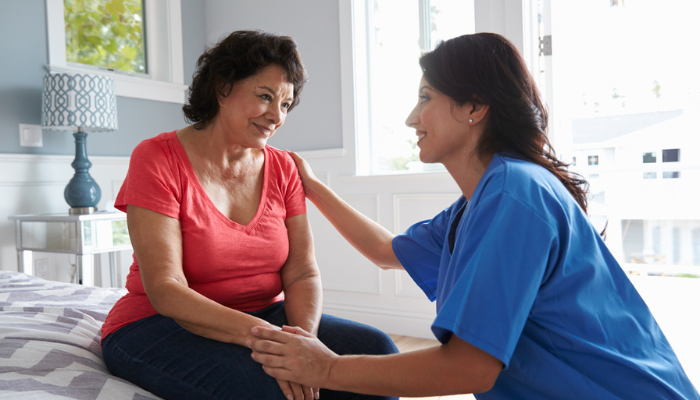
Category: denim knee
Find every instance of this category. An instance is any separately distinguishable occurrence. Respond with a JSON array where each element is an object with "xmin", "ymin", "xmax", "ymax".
[{"xmin": 317, "ymin": 314, "xmax": 399, "ymax": 357}]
